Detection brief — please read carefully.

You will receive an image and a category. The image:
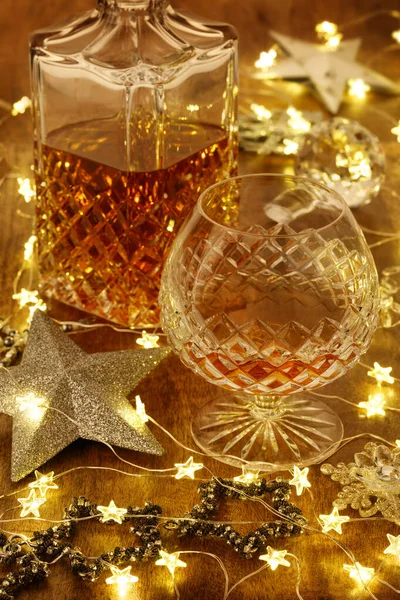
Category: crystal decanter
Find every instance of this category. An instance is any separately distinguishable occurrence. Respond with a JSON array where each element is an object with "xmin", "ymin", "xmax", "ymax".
[{"xmin": 30, "ymin": 0, "xmax": 238, "ymax": 327}]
